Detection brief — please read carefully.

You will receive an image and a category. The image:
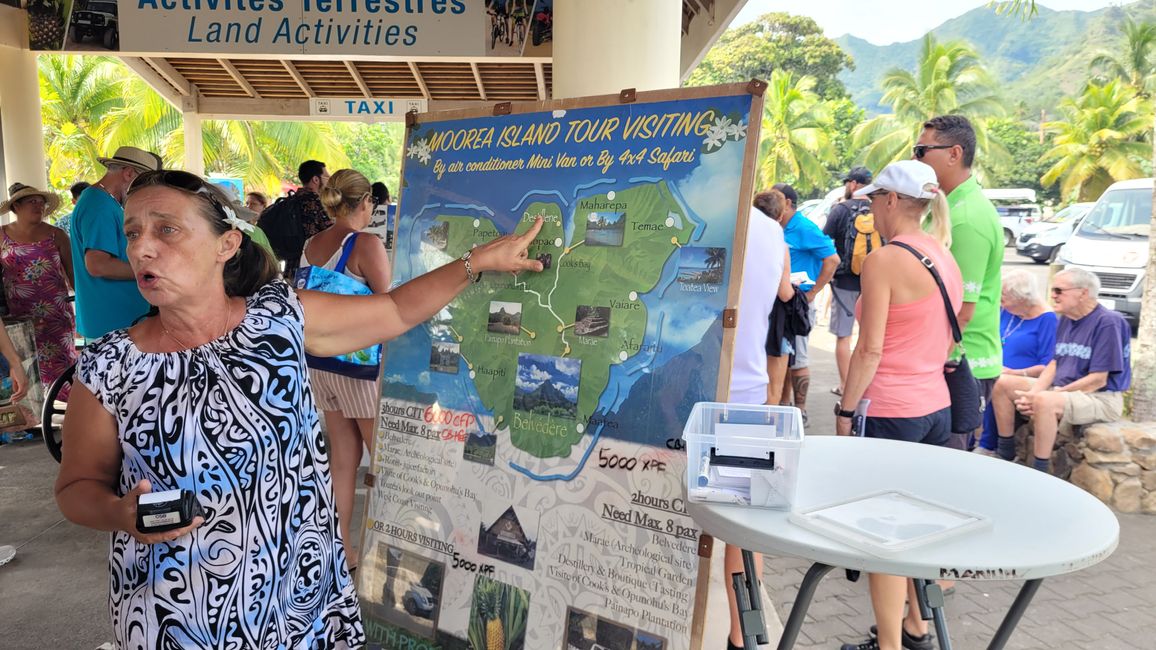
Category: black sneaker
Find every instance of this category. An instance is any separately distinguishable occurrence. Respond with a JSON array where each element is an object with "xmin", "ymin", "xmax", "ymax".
[
  {"xmin": 840, "ymin": 638, "xmax": 879, "ymax": 650},
  {"xmin": 868, "ymin": 625, "xmax": 935, "ymax": 650}
]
